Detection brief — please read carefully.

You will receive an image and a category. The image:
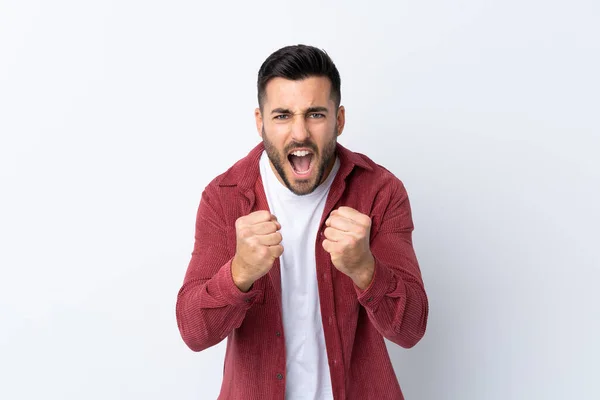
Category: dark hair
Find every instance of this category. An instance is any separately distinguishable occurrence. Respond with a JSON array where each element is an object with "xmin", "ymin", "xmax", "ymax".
[{"xmin": 257, "ymin": 44, "xmax": 341, "ymax": 110}]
